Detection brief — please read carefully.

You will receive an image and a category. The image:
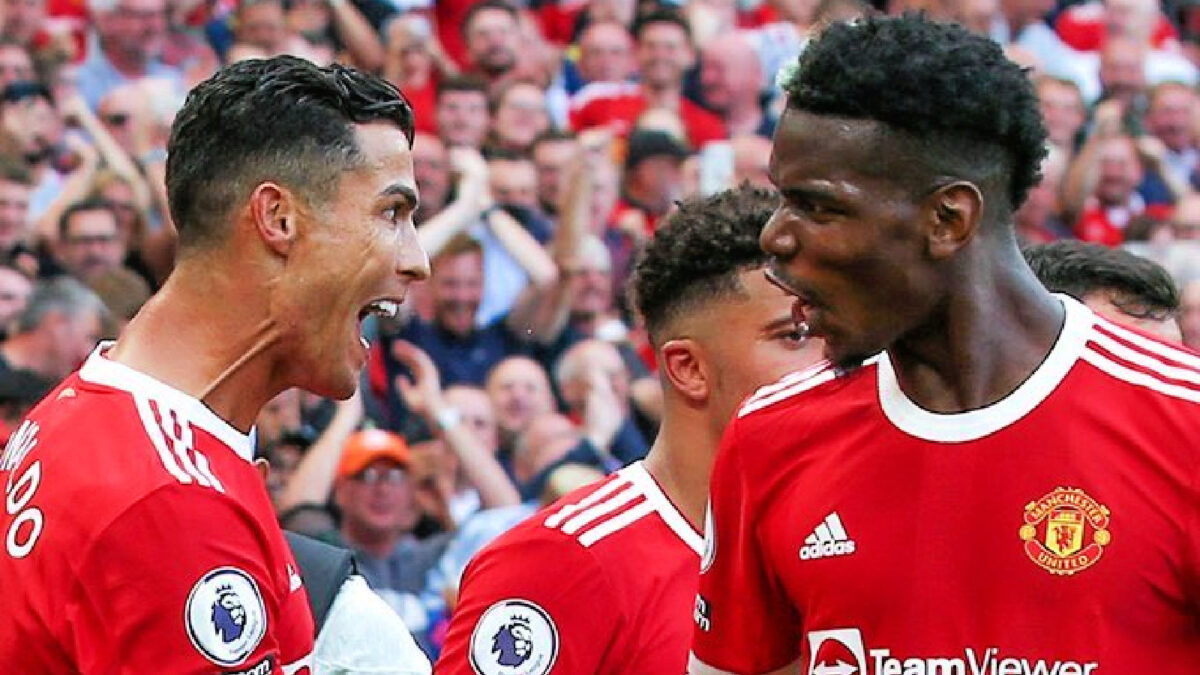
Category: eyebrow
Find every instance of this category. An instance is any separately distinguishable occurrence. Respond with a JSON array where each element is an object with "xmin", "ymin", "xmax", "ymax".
[
  {"xmin": 381, "ymin": 184, "xmax": 419, "ymax": 212},
  {"xmin": 760, "ymin": 316, "xmax": 796, "ymax": 334}
]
